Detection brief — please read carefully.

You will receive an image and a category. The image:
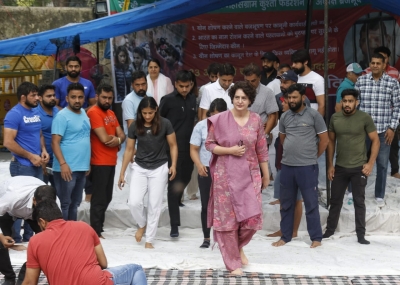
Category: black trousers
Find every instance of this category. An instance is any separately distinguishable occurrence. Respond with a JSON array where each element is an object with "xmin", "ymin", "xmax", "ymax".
[
  {"xmin": 0, "ymin": 213, "xmax": 41, "ymax": 281},
  {"xmin": 326, "ymin": 165, "xmax": 367, "ymax": 237},
  {"xmin": 0, "ymin": 241, "xmax": 15, "ymax": 279},
  {"xmin": 198, "ymin": 167, "xmax": 211, "ymax": 239},
  {"xmin": 89, "ymin": 165, "xmax": 116, "ymax": 236},
  {"xmin": 389, "ymin": 131, "xmax": 399, "ymax": 175},
  {"xmin": 167, "ymin": 151, "xmax": 194, "ymax": 226}
]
